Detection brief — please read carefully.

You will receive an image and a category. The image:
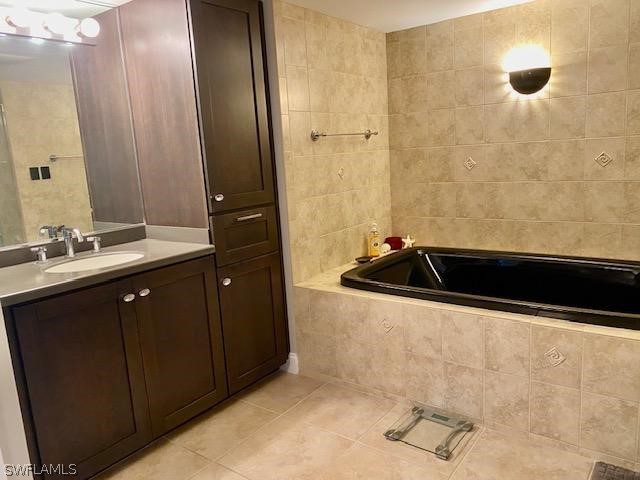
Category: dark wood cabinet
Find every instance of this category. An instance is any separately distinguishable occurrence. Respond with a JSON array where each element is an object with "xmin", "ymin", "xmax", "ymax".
[
  {"xmin": 217, "ymin": 252, "xmax": 287, "ymax": 394},
  {"xmin": 6, "ymin": 256, "xmax": 227, "ymax": 479},
  {"xmin": 11, "ymin": 280, "xmax": 151, "ymax": 480},
  {"xmin": 190, "ymin": 0, "xmax": 275, "ymax": 213},
  {"xmin": 133, "ymin": 257, "xmax": 227, "ymax": 436}
]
